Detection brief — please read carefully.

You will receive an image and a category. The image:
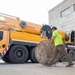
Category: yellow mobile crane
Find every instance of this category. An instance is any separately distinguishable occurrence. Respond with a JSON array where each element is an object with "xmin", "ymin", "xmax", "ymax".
[
  {"xmin": 0, "ymin": 13, "xmax": 51, "ymax": 63},
  {"xmin": 0, "ymin": 13, "xmax": 74, "ymax": 63}
]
